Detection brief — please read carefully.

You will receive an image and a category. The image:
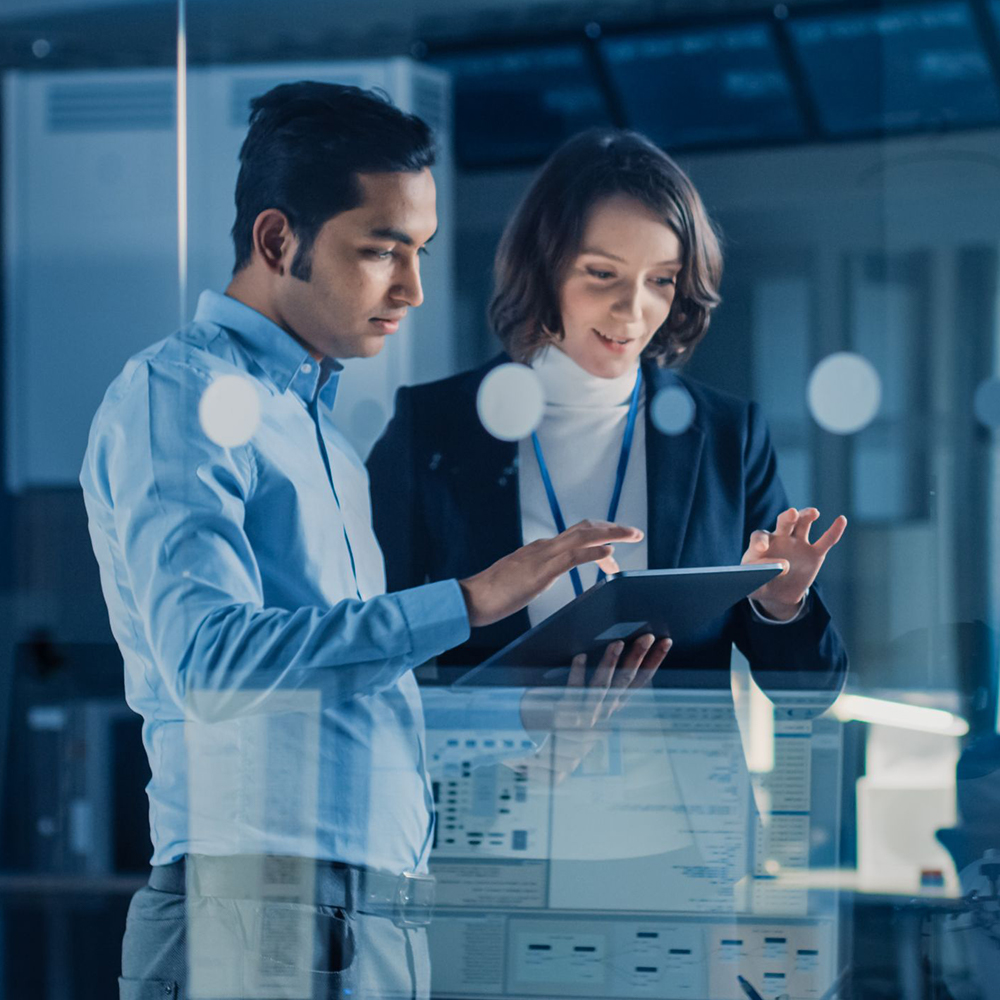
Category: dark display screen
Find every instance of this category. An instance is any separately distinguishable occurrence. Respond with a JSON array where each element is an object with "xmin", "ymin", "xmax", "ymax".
[
  {"xmin": 600, "ymin": 23, "xmax": 804, "ymax": 149},
  {"xmin": 432, "ymin": 45, "xmax": 612, "ymax": 168},
  {"xmin": 788, "ymin": 2, "xmax": 1000, "ymax": 135}
]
